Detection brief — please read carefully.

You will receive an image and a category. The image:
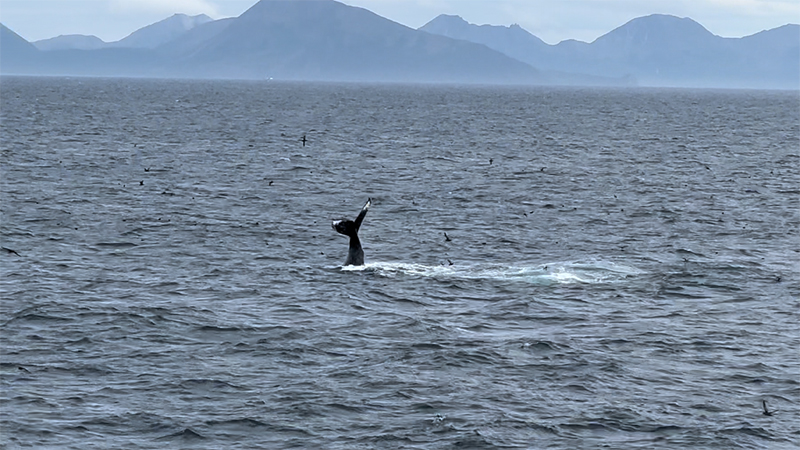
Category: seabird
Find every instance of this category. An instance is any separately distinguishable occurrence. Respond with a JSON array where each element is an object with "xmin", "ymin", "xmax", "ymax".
[
  {"xmin": 762, "ymin": 400, "xmax": 774, "ymax": 416},
  {"xmin": 2, "ymin": 247, "xmax": 21, "ymax": 257}
]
